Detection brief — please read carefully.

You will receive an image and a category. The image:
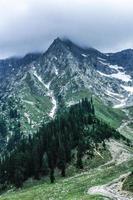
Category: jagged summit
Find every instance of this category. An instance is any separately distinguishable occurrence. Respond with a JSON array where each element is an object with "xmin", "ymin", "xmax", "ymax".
[
  {"xmin": 45, "ymin": 37, "xmax": 106, "ymax": 60},
  {"xmin": 45, "ymin": 37, "xmax": 66, "ymax": 53}
]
